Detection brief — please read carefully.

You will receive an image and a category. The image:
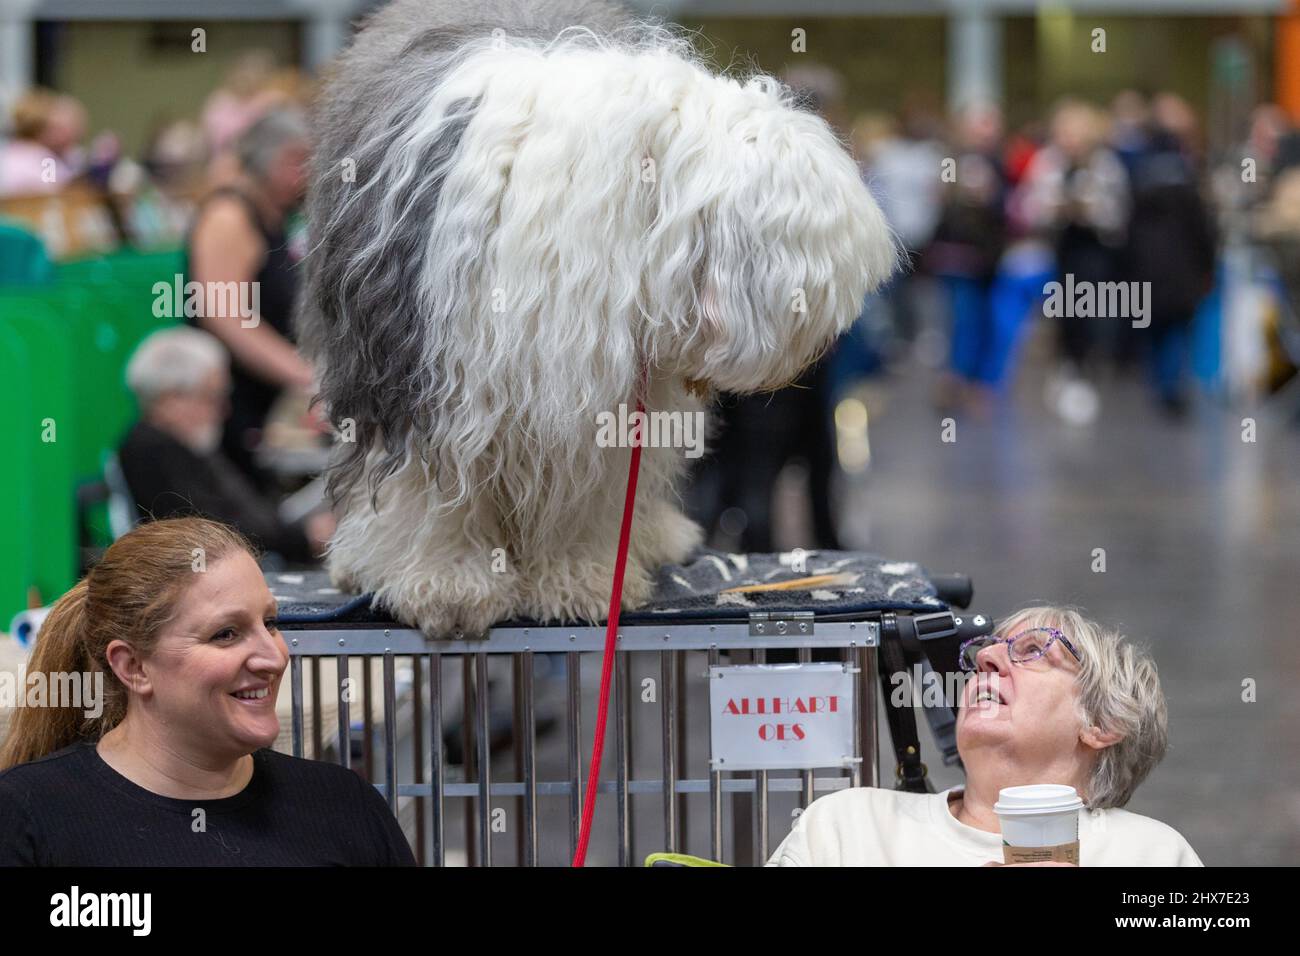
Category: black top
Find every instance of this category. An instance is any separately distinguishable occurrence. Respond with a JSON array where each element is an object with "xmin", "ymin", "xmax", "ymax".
[
  {"xmin": 182, "ymin": 186, "xmax": 302, "ymax": 491},
  {"xmin": 0, "ymin": 740, "xmax": 416, "ymax": 866},
  {"xmin": 117, "ymin": 419, "xmax": 315, "ymax": 563}
]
